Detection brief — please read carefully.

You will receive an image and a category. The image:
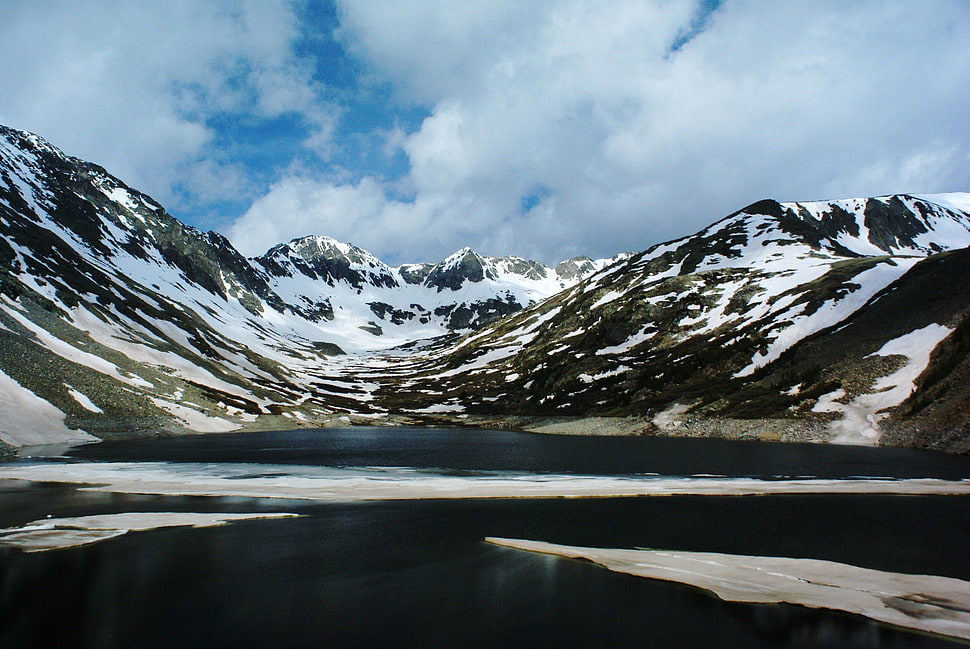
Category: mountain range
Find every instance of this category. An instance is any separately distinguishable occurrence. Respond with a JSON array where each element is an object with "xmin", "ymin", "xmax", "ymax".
[{"xmin": 1, "ymin": 124, "xmax": 968, "ymax": 453}]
